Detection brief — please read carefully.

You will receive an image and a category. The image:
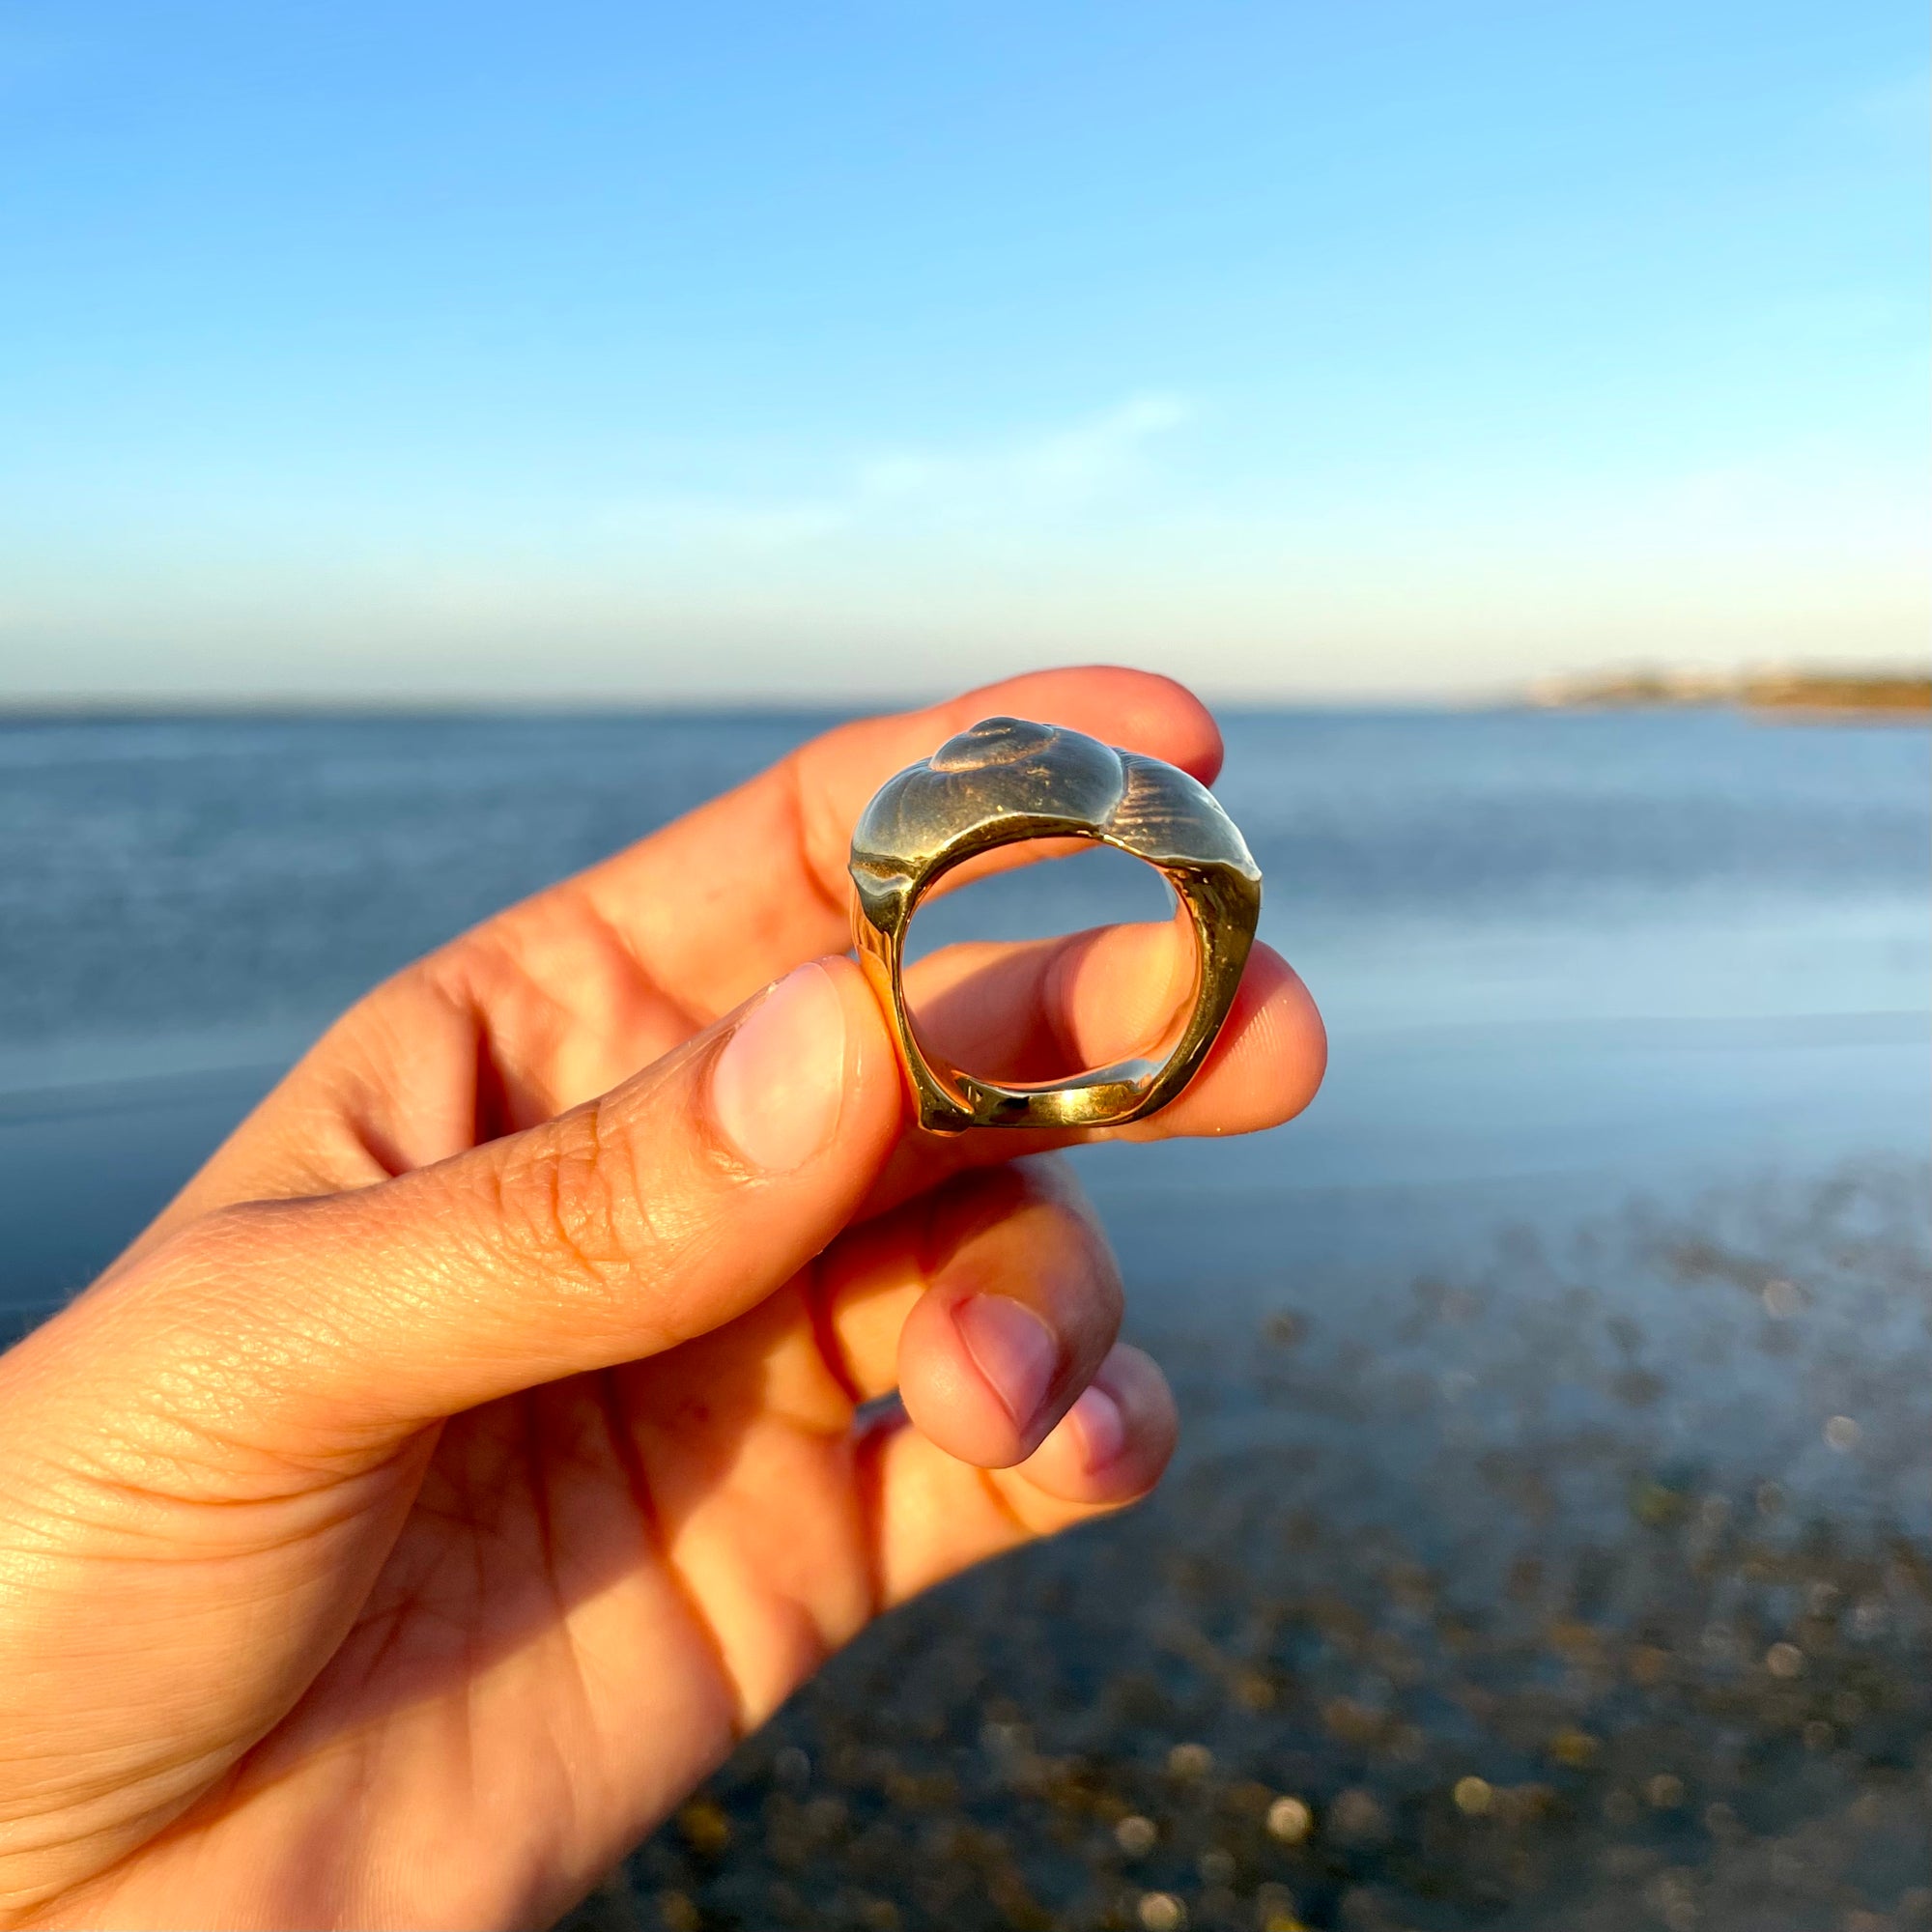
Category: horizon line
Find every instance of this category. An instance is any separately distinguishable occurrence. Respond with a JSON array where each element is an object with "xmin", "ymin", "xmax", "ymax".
[
  {"xmin": 0, "ymin": 692, "xmax": 1511, "ymax": 722},
  {"xmin": 3, "ymin": 658, "xmax": 1925, "ymax": 723}
]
